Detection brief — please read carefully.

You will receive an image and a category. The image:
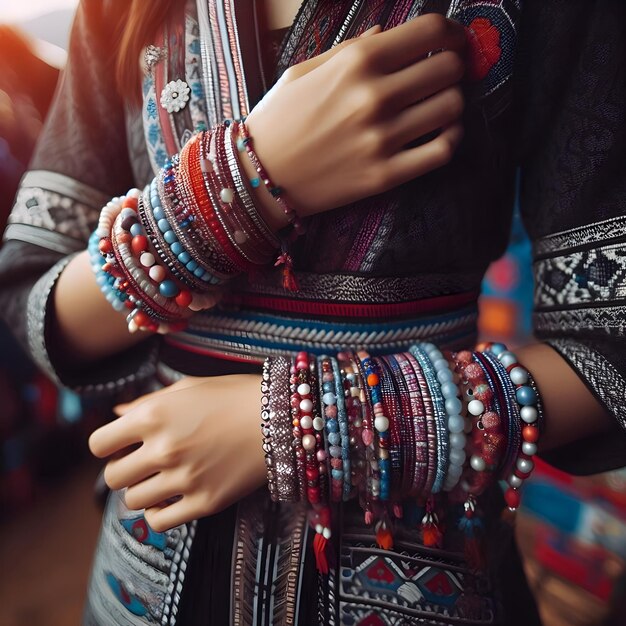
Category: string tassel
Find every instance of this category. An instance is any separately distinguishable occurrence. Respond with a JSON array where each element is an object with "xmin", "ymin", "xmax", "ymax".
[
  {"xmin": 275, "ymin": 248, "xmax": 299, "ymax": 292},
  {"xmin": 421, "ymin": 497, "xmax": 442, "ymax": 547},
  {"xmin": 375, "ymin": 520, "xmax": 394, "ymax": 550},
  {"xmin": 458, "ymin": 497, "xmax": 486, "ymax": 570},
  {"xmin": 313, "ymin": 526, "xmax": 331, "ymax": 574}
]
